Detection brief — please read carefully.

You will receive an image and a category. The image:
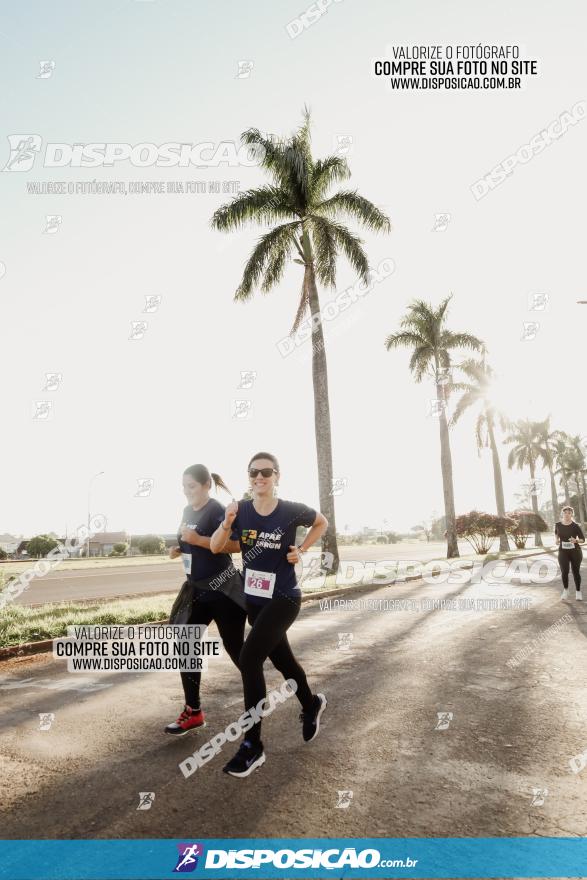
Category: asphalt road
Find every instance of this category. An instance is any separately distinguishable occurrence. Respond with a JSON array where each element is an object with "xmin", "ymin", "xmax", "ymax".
[
  {"xmin": 8, "ymin": 541, "xmax": 550, "ymax": 606},
  {"xmin": 1, "ymin": 558, "xmax": 586, "ymax": 844}
]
